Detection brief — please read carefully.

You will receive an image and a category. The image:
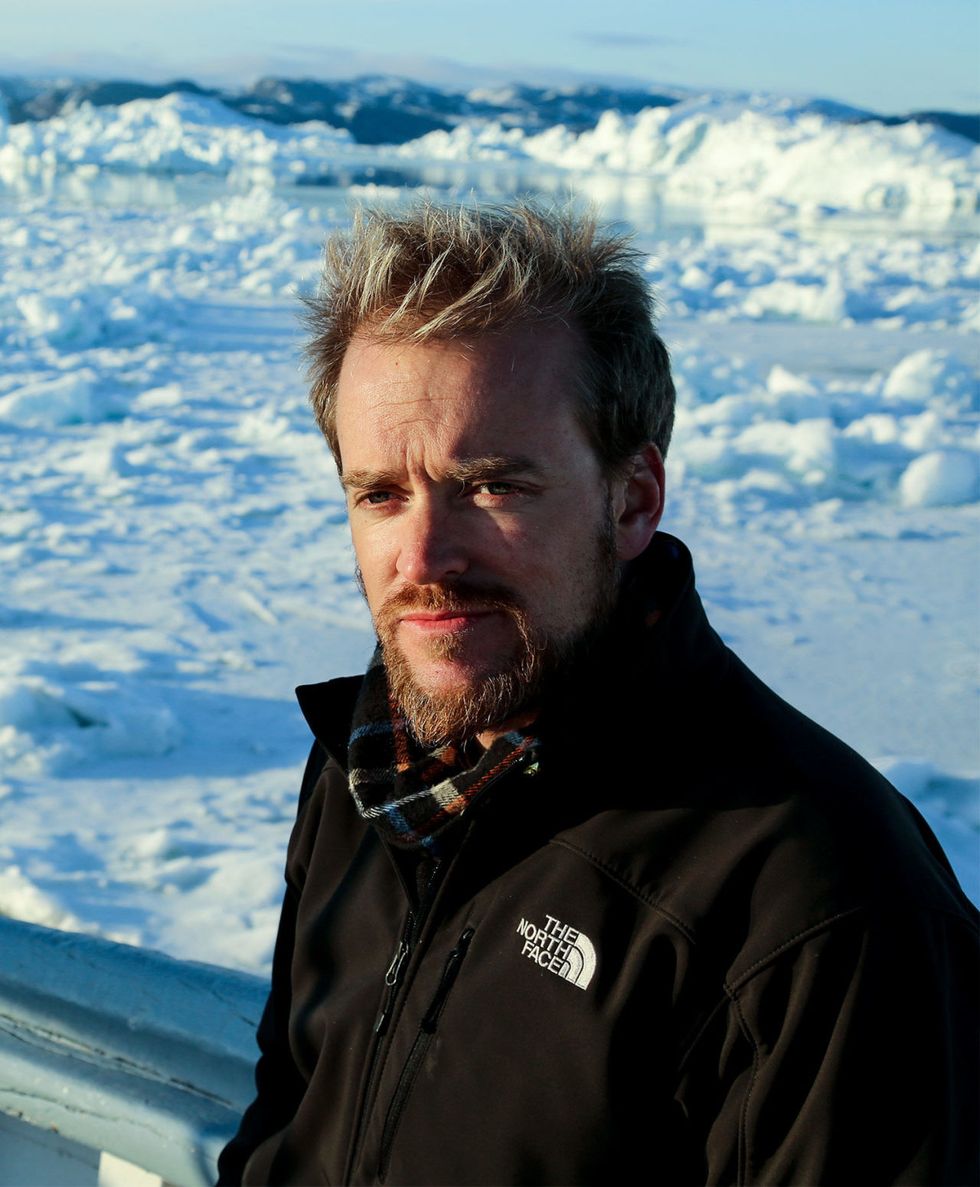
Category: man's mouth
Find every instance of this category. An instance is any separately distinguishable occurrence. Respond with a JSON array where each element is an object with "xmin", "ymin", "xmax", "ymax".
[
  {"xmin": 377, "ymin": 583, "xmax": 525, "ymax": 648},
  {"xmin": 398, "ymin": 608, "xmax": 498, "ymax": 632}
]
